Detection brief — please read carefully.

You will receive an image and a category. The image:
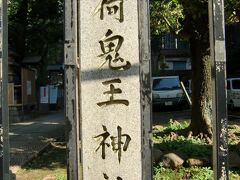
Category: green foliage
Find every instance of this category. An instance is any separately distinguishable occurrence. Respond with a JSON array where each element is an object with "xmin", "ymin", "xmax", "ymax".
[
  {"xmin": 8, "ymin": 0, "xmax": 64, "ymax": 85},
  {"xmin": 167, "ymin": 119, "xmax": 189, "ymax": 131},
  {"xmin": 190, "ymin": 167, "xmax": 213, "ymax": 180},
  {"xmin": 225, "ymin": 0, "xmax": 240, "ymax": 23},
  {"xmin": 8, "ymin": 0, "xmax": 21, "ymax": 17},
  {"xmin": 153, "ymin": 120, "xmax": 189, "ymax": 138},
  {"xmin": 154, "ymin": 165, "xmax": 213, "ymax": 180},
  {"xmin": 150, "ymin": 0, "xmax": 184, "ymax": 36},
  {"xmin": 154, "ymin": 165, "xmax": 240, "ymax": 180},
  {"xmin": 150, "ymin": 0, "xmax": 240, "ymax": 37},
  {"xmin": 153, "ymin": 121, "xmax": 240, "ymax": 180},
  {"xmin": 153, "ymin": 121, "xmax": 212, "ymax": 157},
  {"xmin": 54, "ymin": 170, "xmax": 67, "ymax": 180},
  {"xmin": 8, "ymin": 0, "xmax": 64, "ymax": 58},
  {"xmin": 158, "ymin": 137, "xmax": 211, "ymax": 157}
]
